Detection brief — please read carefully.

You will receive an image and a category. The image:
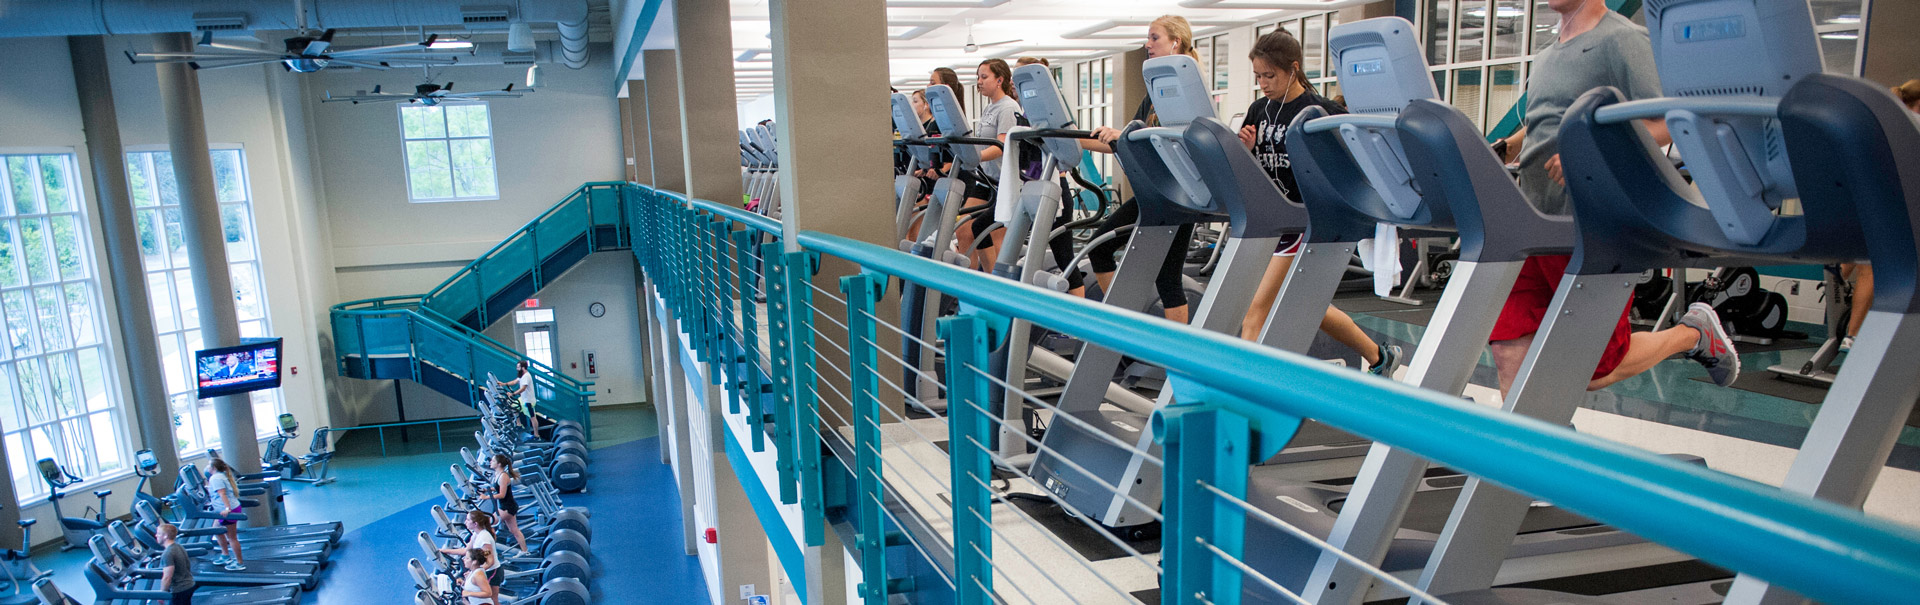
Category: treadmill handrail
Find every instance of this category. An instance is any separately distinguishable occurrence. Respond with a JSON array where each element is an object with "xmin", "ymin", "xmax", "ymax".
[
  {"xmin": 1592, "ymin": 96, "xmax": 1781, "ymax": 123},
  {"xmin": 1302, "ymin": 113, "xmax": 1398, "ymax": 133}
]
